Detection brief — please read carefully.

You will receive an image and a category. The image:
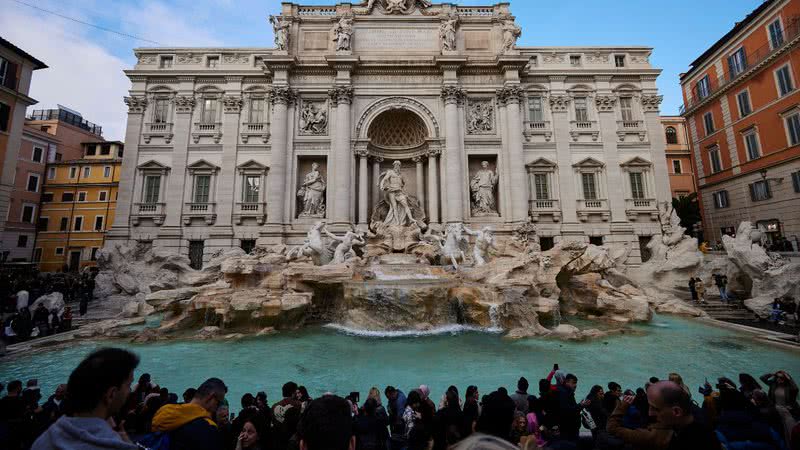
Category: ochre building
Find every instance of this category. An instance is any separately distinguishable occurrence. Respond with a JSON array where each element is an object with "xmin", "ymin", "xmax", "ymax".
[
  {"xmin": 36, "ymin": 141, "xmax": 123, "ymax": 272},
  {"xmin": 680, "ymin": 0, "xmax": 800, "ymax": 249},
  {"xmin": 660, "ymin": 116, "xmax": 697, "ymax": 199}
]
